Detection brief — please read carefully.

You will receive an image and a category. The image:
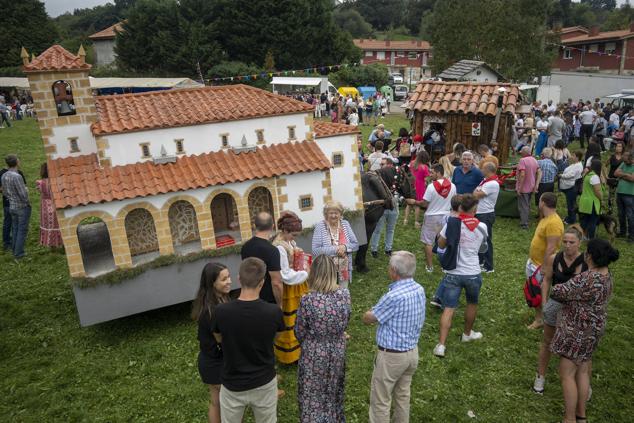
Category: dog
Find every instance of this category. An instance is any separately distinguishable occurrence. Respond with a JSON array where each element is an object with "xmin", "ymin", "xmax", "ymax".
[{"xmin": 571, "ymin": 208, "xmax": 617, "ymax": 242}]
